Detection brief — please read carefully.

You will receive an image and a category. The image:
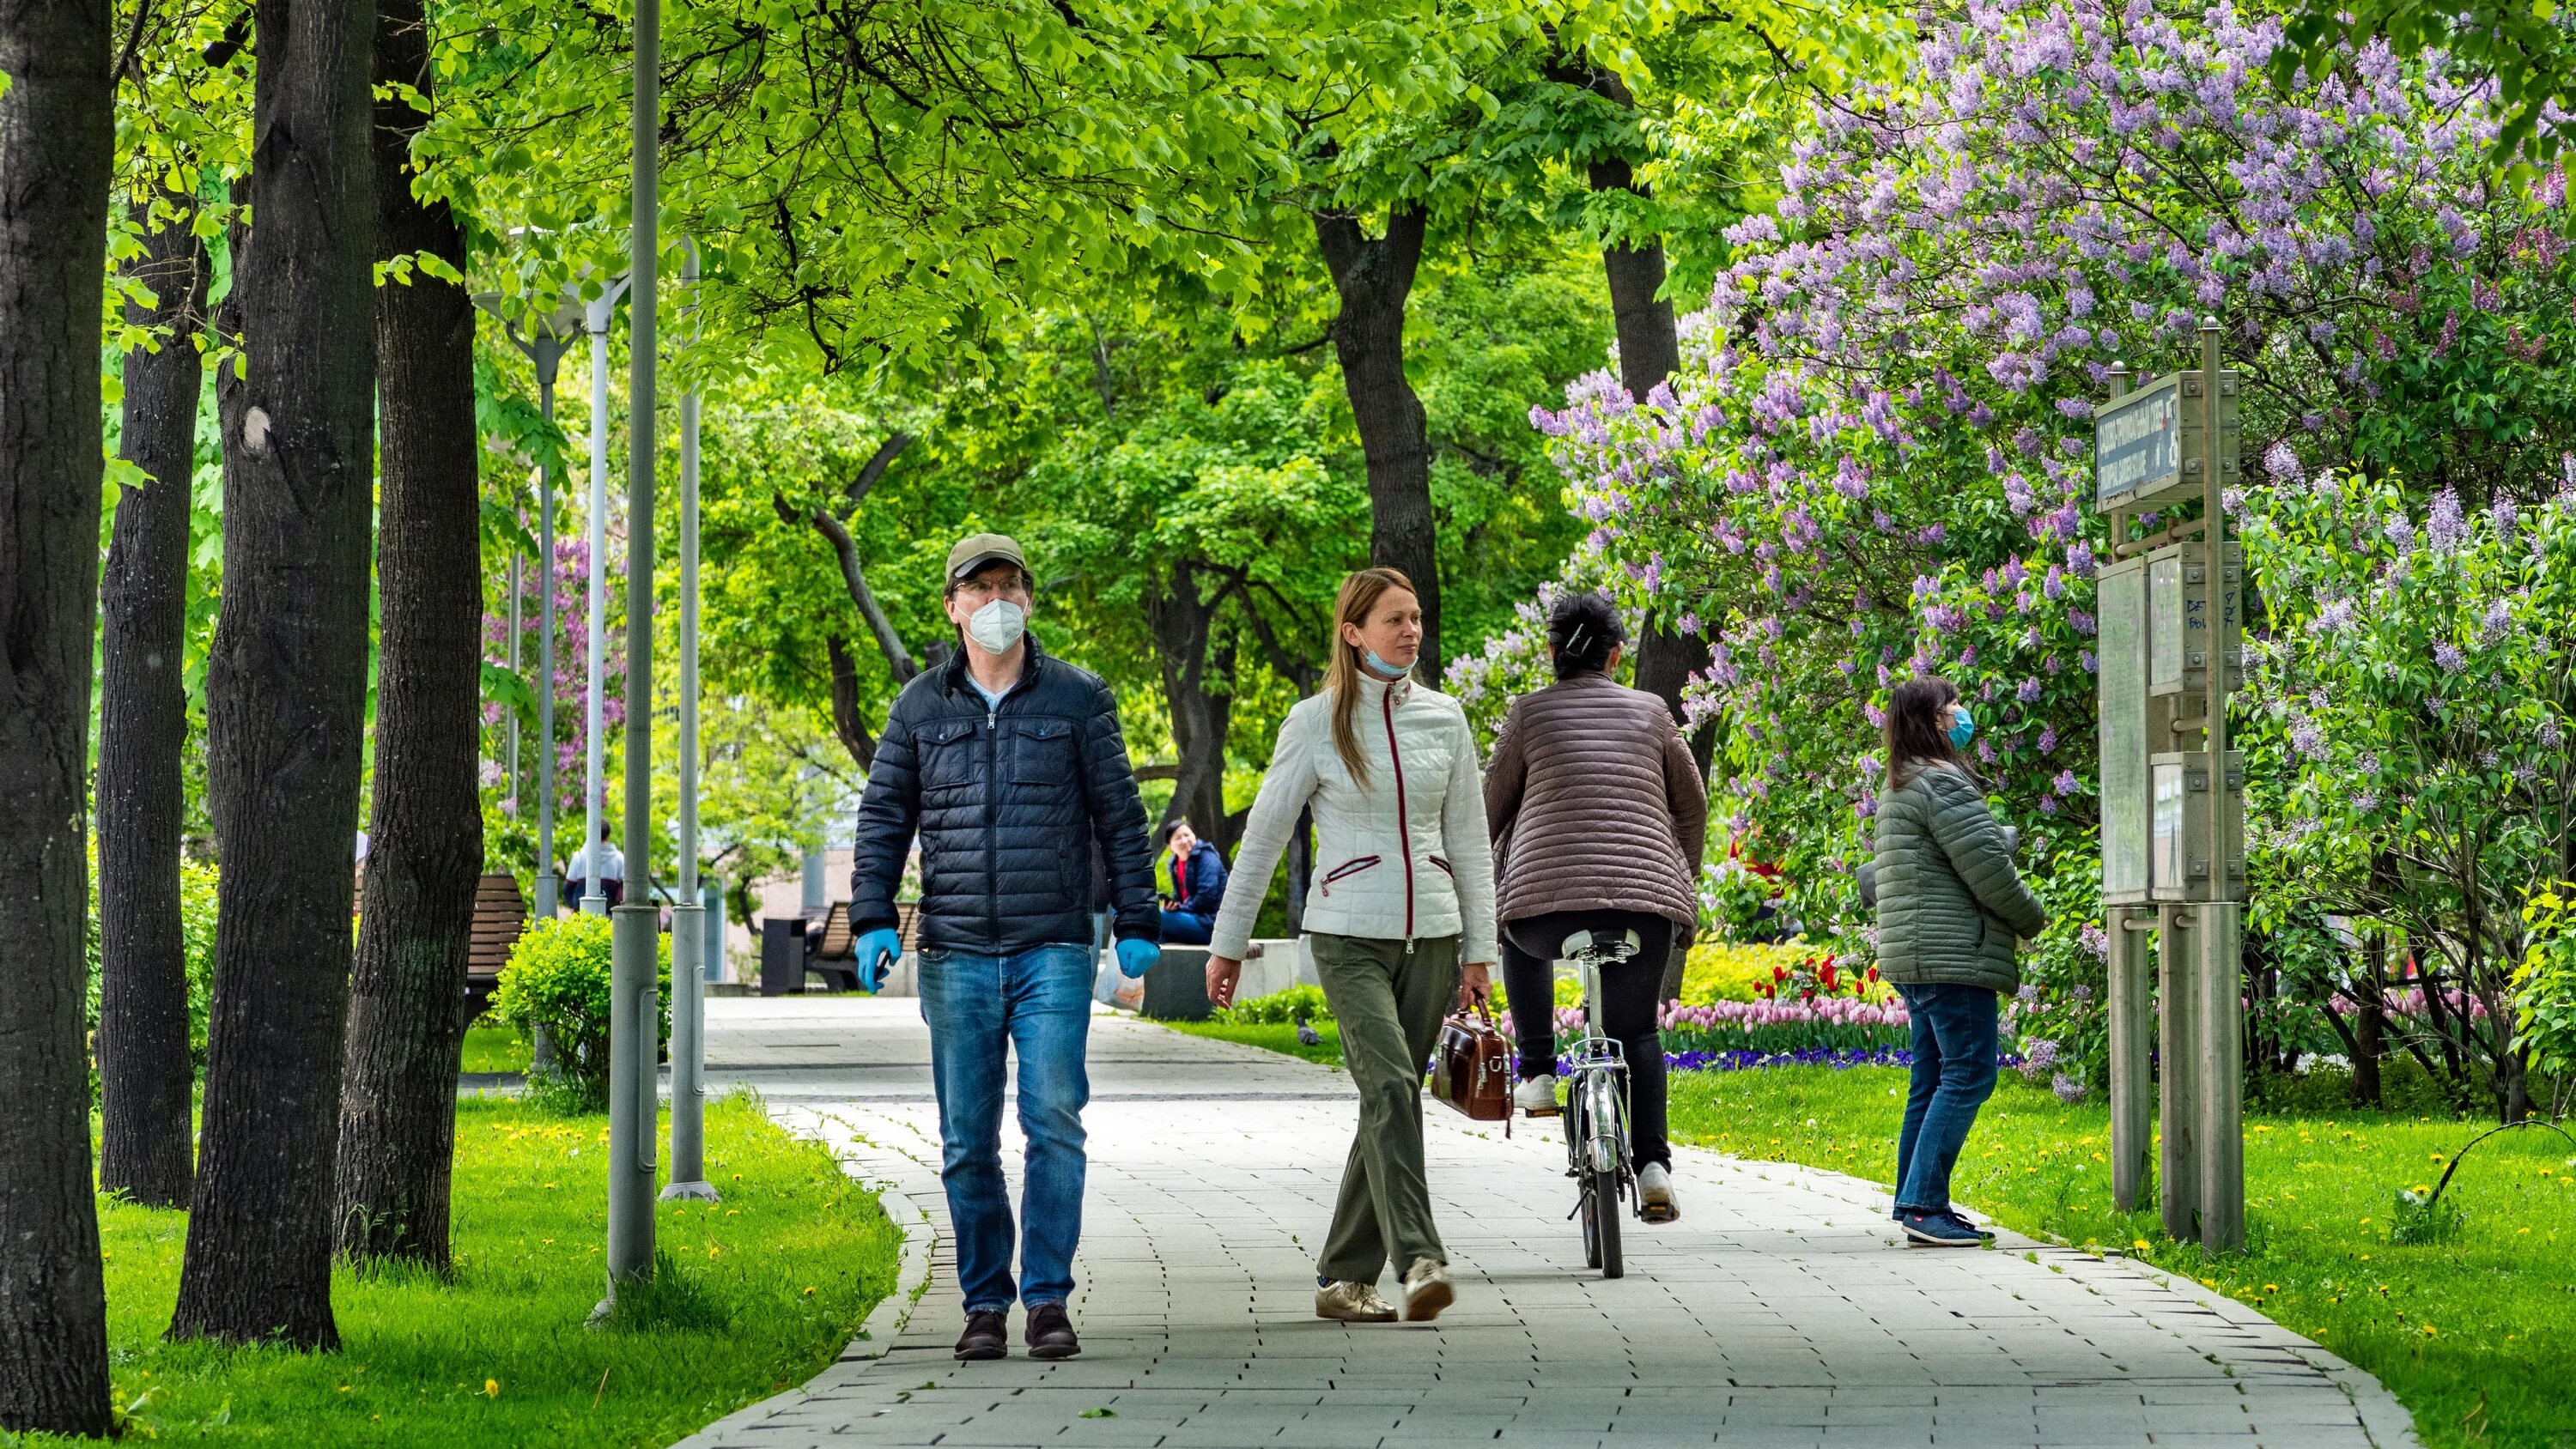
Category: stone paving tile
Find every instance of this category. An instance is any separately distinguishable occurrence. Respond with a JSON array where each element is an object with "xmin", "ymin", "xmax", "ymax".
[{"xmin": 670, "ymin": 999, "xmax": 2419, "ymax": 1449}]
